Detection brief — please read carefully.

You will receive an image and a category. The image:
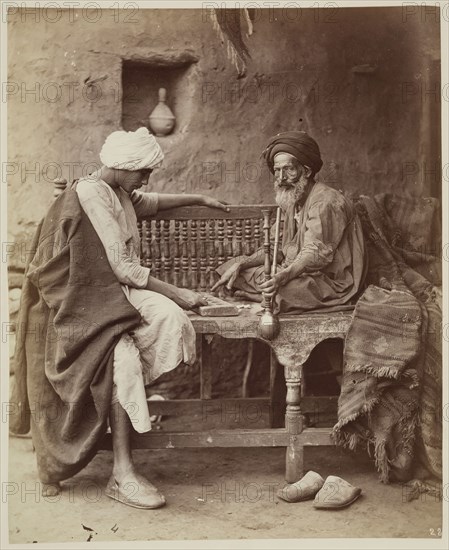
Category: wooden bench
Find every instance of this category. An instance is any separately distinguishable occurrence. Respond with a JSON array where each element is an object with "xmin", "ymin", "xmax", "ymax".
[{"xmin": 130, "ymin": 204, "xmax": 352, "ymax": 482}]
